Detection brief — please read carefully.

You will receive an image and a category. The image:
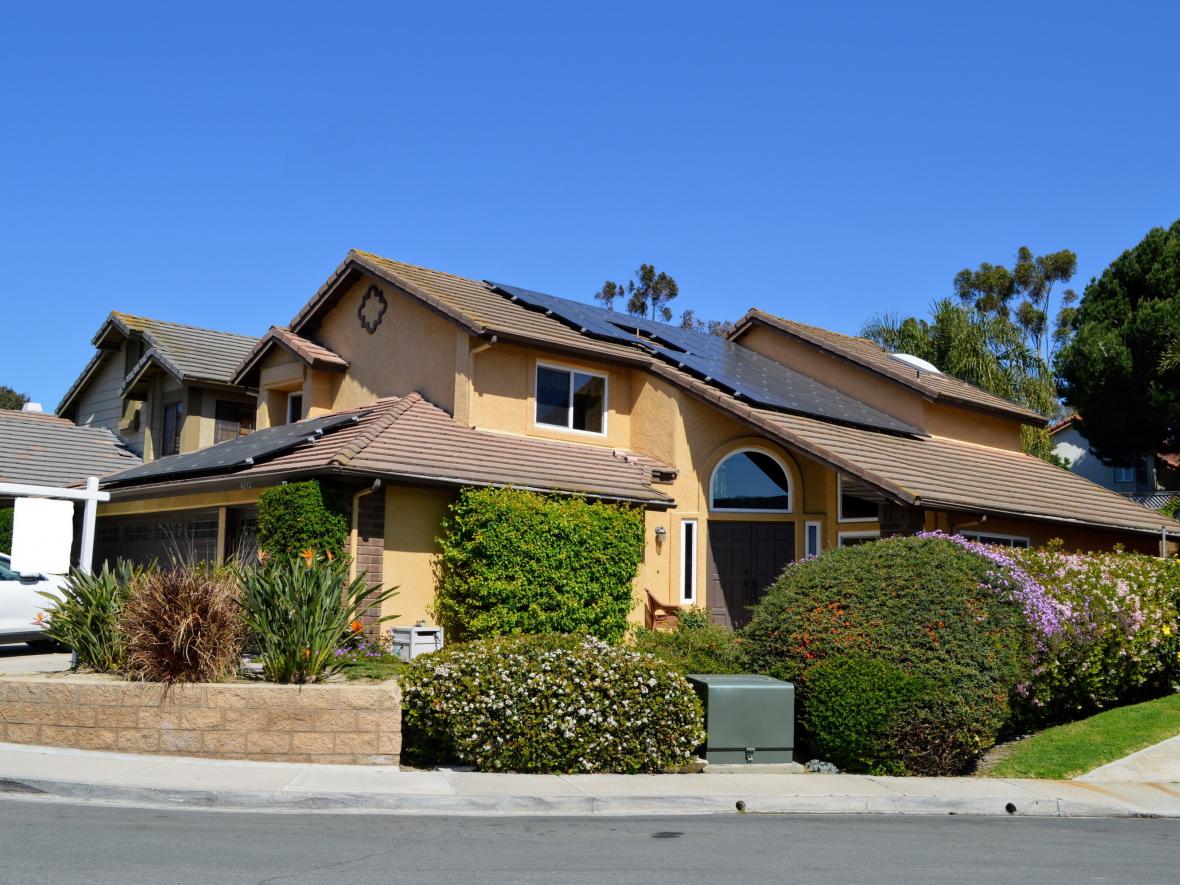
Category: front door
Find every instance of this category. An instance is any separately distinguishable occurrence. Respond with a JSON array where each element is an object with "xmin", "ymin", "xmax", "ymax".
[{"xmin": 707, "ymin": 521, "xmax": 793, "ymax": 628}]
